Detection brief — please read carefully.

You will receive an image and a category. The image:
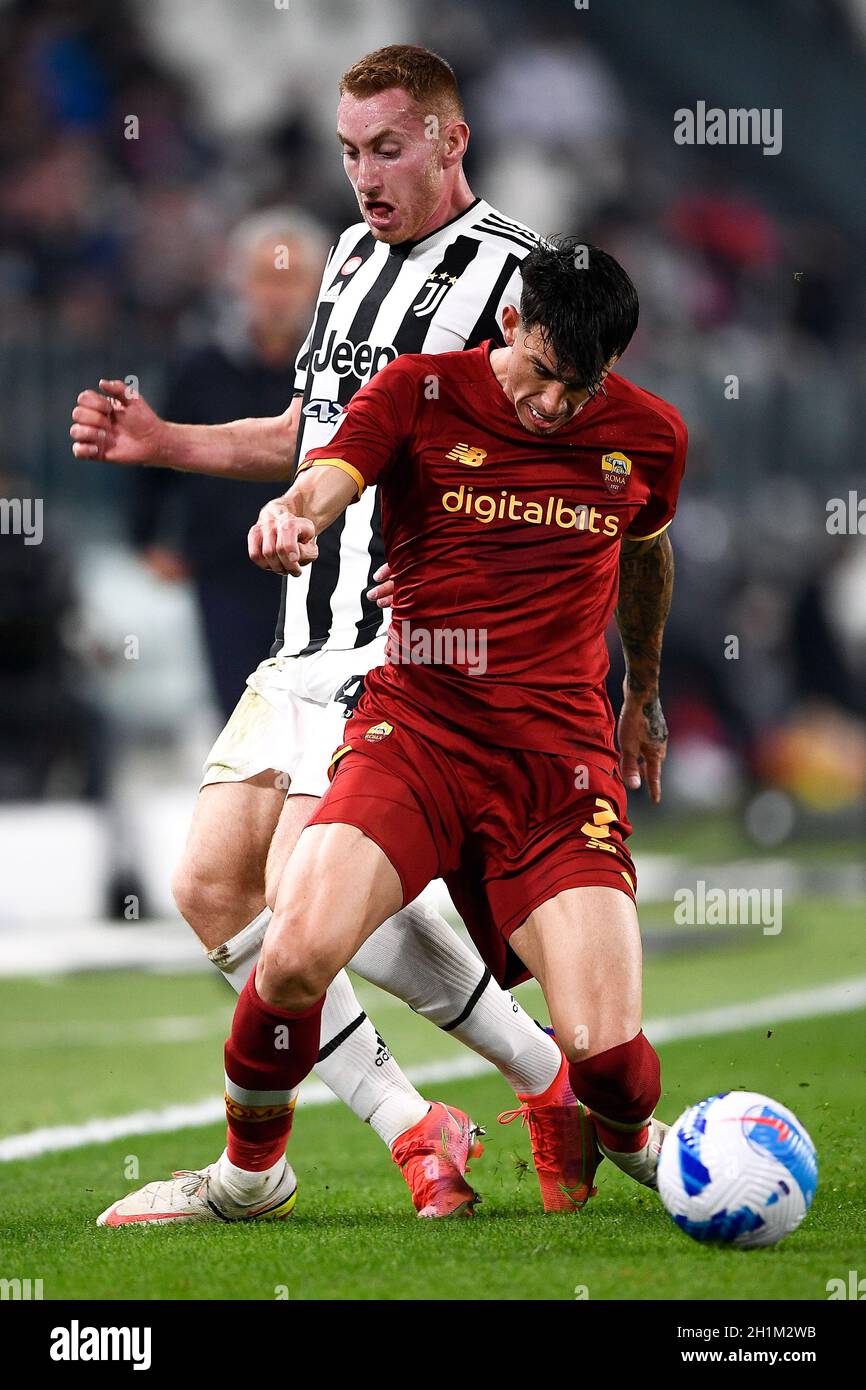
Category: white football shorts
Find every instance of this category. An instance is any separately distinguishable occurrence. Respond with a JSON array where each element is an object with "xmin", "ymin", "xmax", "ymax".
[{"xmin": 201, "ymin": 638, "xmax": 388, "ymax": 799}]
